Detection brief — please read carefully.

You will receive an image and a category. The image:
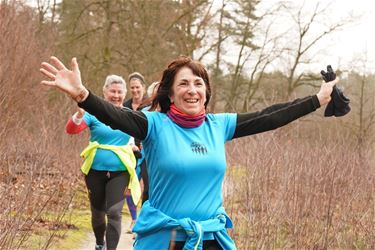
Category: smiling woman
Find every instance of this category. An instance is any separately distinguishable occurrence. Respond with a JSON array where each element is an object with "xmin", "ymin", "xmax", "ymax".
[
  {"xmin": 64, "ymin": 74, "xmax": 141, "ymax": 250},
  {"xmin": 125, "ymin": 72, "xmax": 146, "ymax": 111},
  {"xmin": 149, "ymin": 57, "xmax": 211, "ymax": 114},
  {"xmin": 170, "ymin": 67, "xmax": 207, "ymax": 116},
  {"xmin": 102, "ymin": 75, "xmax": 127, "ymax": 107},
  {"xmin": 40, "ymin": 55, "xmax": 338, "ymax": 250}
]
